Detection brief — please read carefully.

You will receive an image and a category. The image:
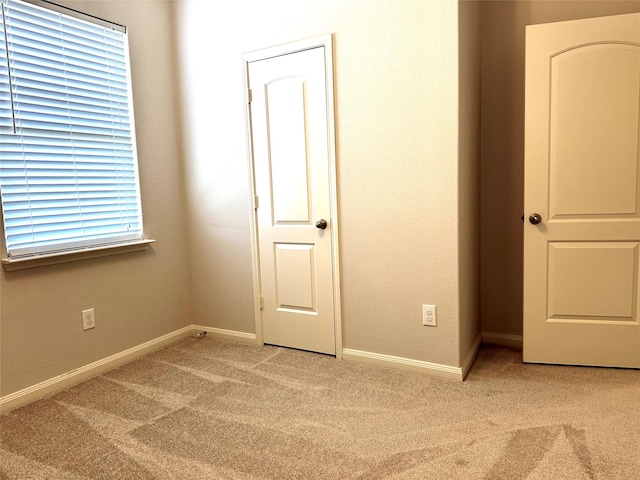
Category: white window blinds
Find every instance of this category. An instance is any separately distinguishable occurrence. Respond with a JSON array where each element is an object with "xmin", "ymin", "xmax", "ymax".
[{"xmin": 0, "ymin": 0, "xmax": 143, "ymax": 259}]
